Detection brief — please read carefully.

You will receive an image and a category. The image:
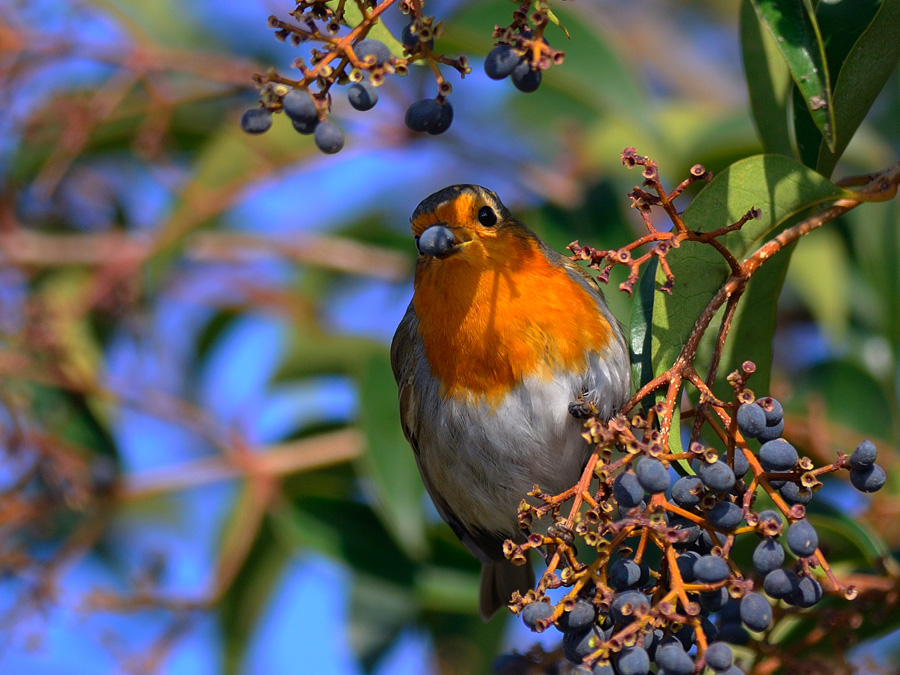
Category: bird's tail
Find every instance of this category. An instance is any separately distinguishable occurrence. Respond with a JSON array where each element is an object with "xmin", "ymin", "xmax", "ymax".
[{"xmin": 479, "ymin": 558, "xmax": 535, "ymax": 621}]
